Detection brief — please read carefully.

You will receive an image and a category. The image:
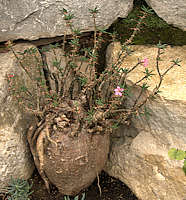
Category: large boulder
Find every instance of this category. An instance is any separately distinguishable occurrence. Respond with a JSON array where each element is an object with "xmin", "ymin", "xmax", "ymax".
[
  {"xmin": 145, "ymin": 0, "xmax": 186, "ymax": 31},
  {"xmin": 0, "ymin": 43, "xmax": 41, "ymax": 192},
  {"xmin": 0, "ymin": 0, "xmax": 132, "ymax": 42},
  {"xmin": 105, "ymin": 42, "xmax": 186, "ymax": 200},
  {"xmin": 106, "ymin": 43, "xmax": 186, "ymax": 101}
]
